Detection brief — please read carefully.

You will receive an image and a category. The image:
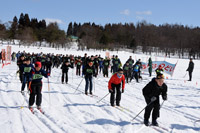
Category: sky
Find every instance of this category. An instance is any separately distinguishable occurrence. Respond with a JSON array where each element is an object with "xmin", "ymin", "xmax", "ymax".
[{"xmin": 0, "ymin": 0, "xmax": 200, "ymax": 31}]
